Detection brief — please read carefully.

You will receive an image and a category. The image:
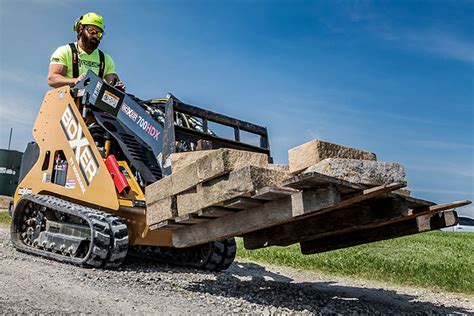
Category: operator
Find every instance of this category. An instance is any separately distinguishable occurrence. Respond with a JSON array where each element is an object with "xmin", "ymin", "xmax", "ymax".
[{"xmin": 47, "ymin": 12, "xmax": 125, "ymax": 91}]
